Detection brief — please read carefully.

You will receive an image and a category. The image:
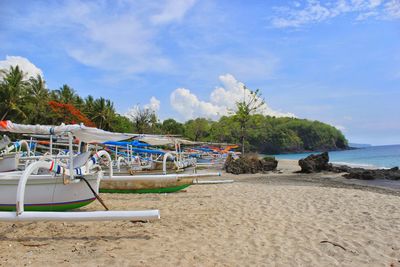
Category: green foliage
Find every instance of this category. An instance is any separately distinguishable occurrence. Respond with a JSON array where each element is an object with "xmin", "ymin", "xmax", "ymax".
[
  {"xmin": 112, "ymin": 114, "xmax": 134, "ymax": 133},
  {"xmin": 0, "ymin": 66, "xmax": 129, "ymax": 132},
  {"xmin": 0, "ymin": 65, "xmax": 348, "ymax": 153},
  {"xmin": 0, "ymin": 66, "xmax": 30, "ymax": 121},
  {"xmin": 209, "ymin": 116, "xmax": 240, "ymax": 144},
  {"xmin": 190, "ymin": 115, "xmax": 348, "ymax": 154},
  {"xmin": 263, "ymin": 155, "xmax": 276, "ymax": 161},
  {"xmin": 184, "ymin": 118, "xmax": 212, "ymax": 141},
  {"xmin": 162, "ymin": 119, "xmax": 184, "ymax": 135}
]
